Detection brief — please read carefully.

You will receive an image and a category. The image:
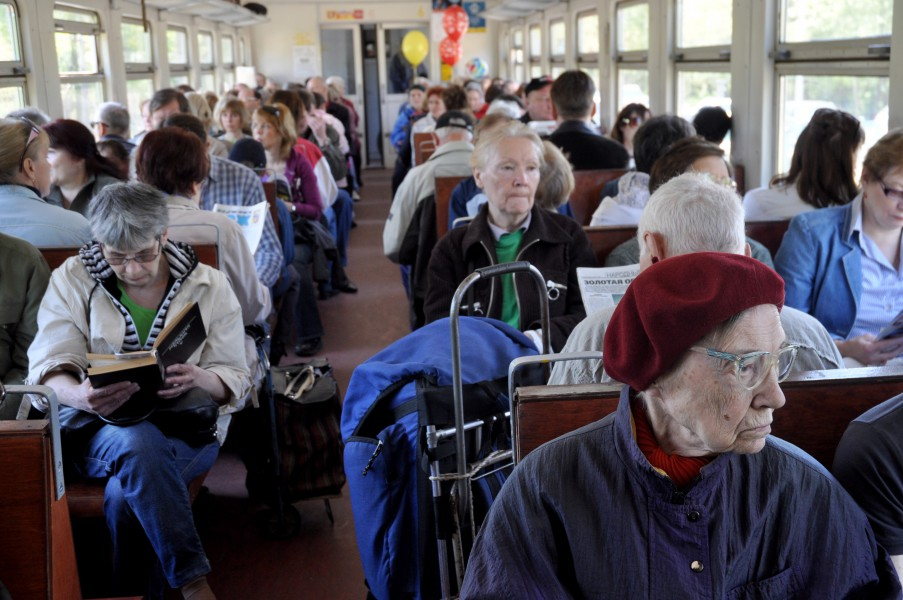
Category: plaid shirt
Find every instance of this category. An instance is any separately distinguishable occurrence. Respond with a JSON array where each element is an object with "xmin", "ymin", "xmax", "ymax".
[{"xmin": 201, "ymin": 156, "xmax": 283, "ymax": 287}]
